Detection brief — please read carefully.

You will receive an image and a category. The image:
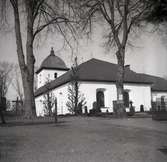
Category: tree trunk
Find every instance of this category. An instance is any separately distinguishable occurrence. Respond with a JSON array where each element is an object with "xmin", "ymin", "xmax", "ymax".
[
  {"xmin": 0, "ymin": 80, "xmax": 6, "ymax": 124},
  {"xmin": 24, "ymin": 0, "xmax": 36, "ymax": 118},
  {"xmin": 11, "ymin": 0, "xmax": 36, "ymax": 118},
  {"xmin": 74, "ymin": 81, "xmax": 79, "ymax": 115},
  {"xmin": 54, "ymin": 98, "xmax": 58, "ymax": 123},
  {"xmin": 115, "ymin": 49, "xmax": 126, "ymax": 118},
  {"xmin": 23, "ymin": 79, "xmax": 36, "ymax": 118}
]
